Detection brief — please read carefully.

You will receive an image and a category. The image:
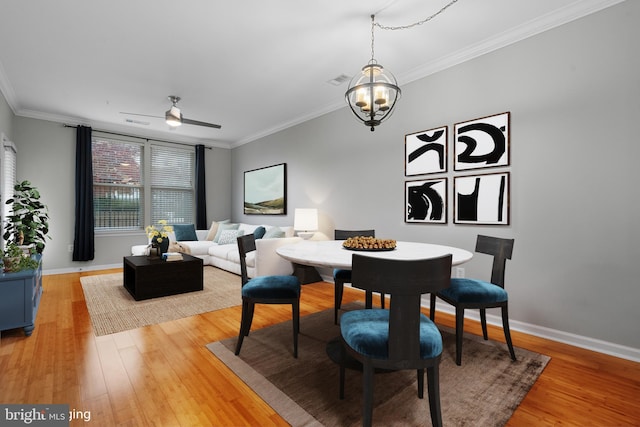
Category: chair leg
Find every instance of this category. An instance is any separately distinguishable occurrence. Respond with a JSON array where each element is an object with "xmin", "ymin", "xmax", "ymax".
[
  {"xmin": 292, "ymin": 299, "xmax": 300, "ymax": 358},
  {"xmin": 480, "ymin": 308, "xmax": 488, "ymax": 340},
  {"xmin": 501, "ymin": 304, "xmax": 517, "ymax": 361},
  {"xmin": 417, "ymin": 369, "xmax": 424, "ymax": 399},
  {"xmin": 334, "ymin": 279, "xmax": 344, "ymax": 324},
  {"xmin": 455, "ymin": 307, "xmax": 465, "ymax": 366},
  {"xmin": 338, "ymin": 341, "xmax": 346, "ymax": 399},
  {"xmin": 362, "ymin": 360, "xmax": 375, "ymax": 427},
  {"xmin": 429, "ymin": 294, "xmax": 437, "ymax": 321},
  {"xmin": 427, "ymin": 364, "xmax": 443, "ymax": 427},
  {"xmin": 235, "ymin": 300, "xmax": 254, "ymax": 355},
  {"xmin": 380, "ymin": 293, "xmax": 386, "ymax": 309}
]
